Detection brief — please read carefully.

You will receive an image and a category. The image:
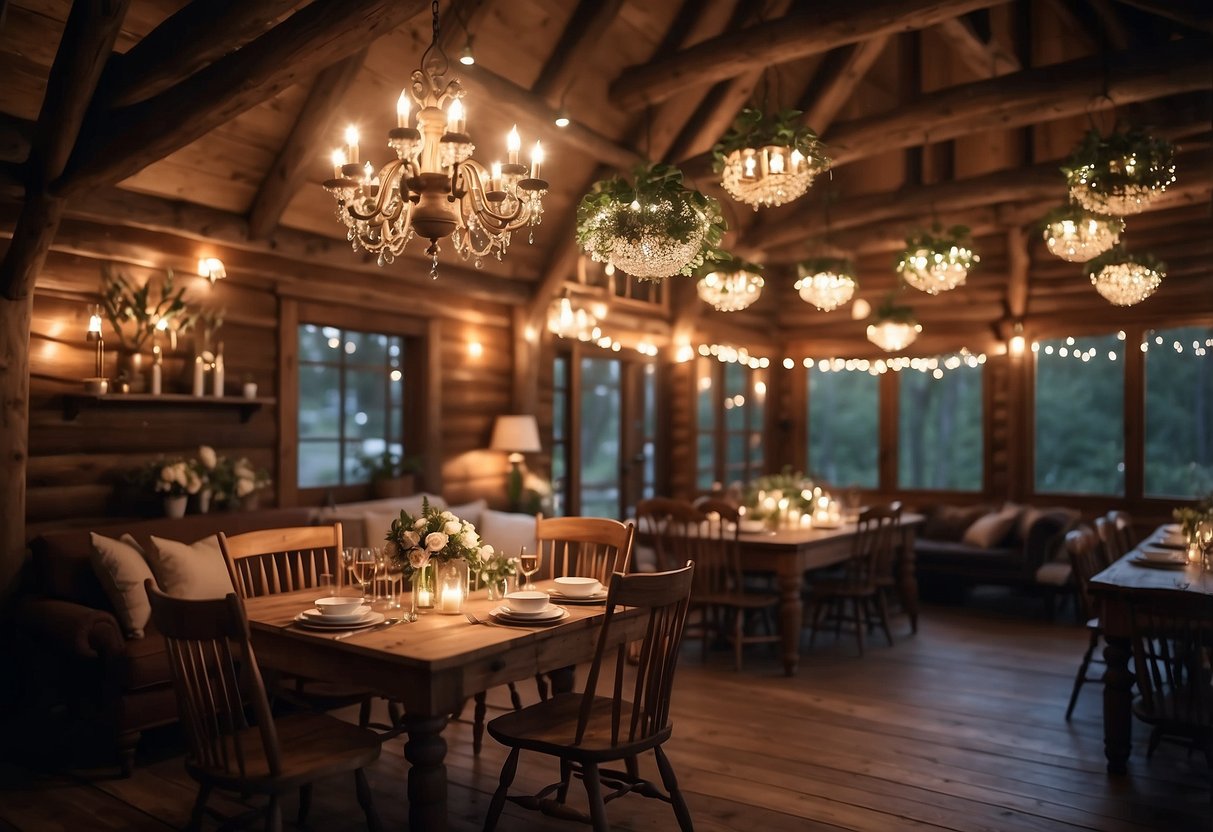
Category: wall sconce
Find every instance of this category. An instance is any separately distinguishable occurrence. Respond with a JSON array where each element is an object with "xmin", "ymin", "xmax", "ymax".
[
  {"xmin": 198, "ymin": 257, "xmax": 226, "ymax": 285},
  {"xmin": 468, "ymin": 340, "xmax": 483, "ymax": 359},
  {"xmin": 84, "ymin": 304, "xmax": 108, "ymax": 394},
  {"xmin": 1009, "ymin": 322, "xmax": 1026, "ymax": 357}
]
